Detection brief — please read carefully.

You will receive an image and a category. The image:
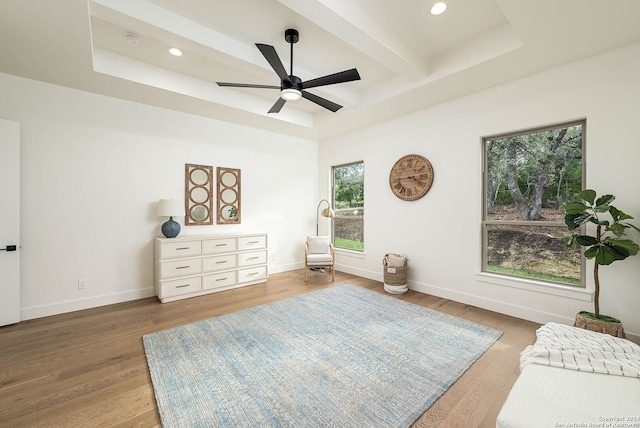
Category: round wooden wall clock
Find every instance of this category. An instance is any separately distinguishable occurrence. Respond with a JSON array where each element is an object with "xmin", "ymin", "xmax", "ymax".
[{"xmin": 389, "ymin": 154, "xmax": 434, "ymax": 201}]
